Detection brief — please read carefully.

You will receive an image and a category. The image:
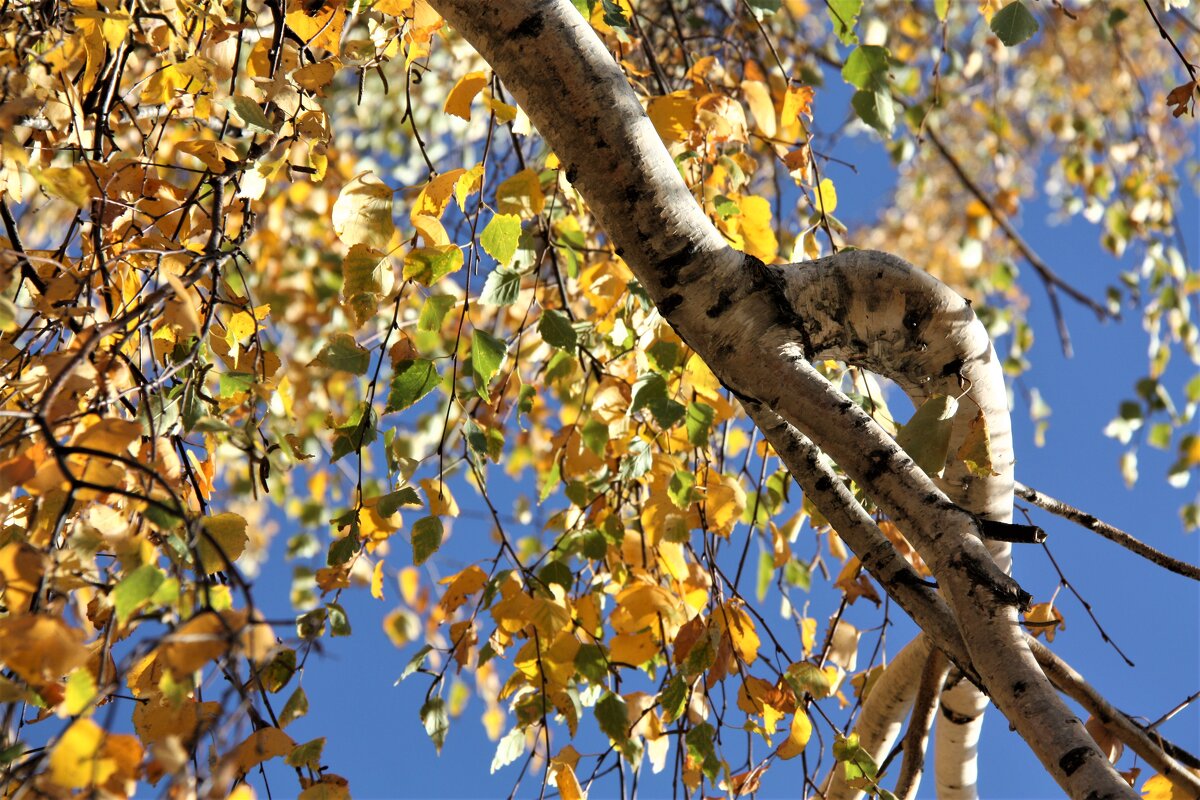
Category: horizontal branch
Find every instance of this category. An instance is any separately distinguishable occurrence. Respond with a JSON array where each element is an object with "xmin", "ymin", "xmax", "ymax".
[{"xmin": 1015, "ymin": 482, "xmax": 1200, "ymax": 581}]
